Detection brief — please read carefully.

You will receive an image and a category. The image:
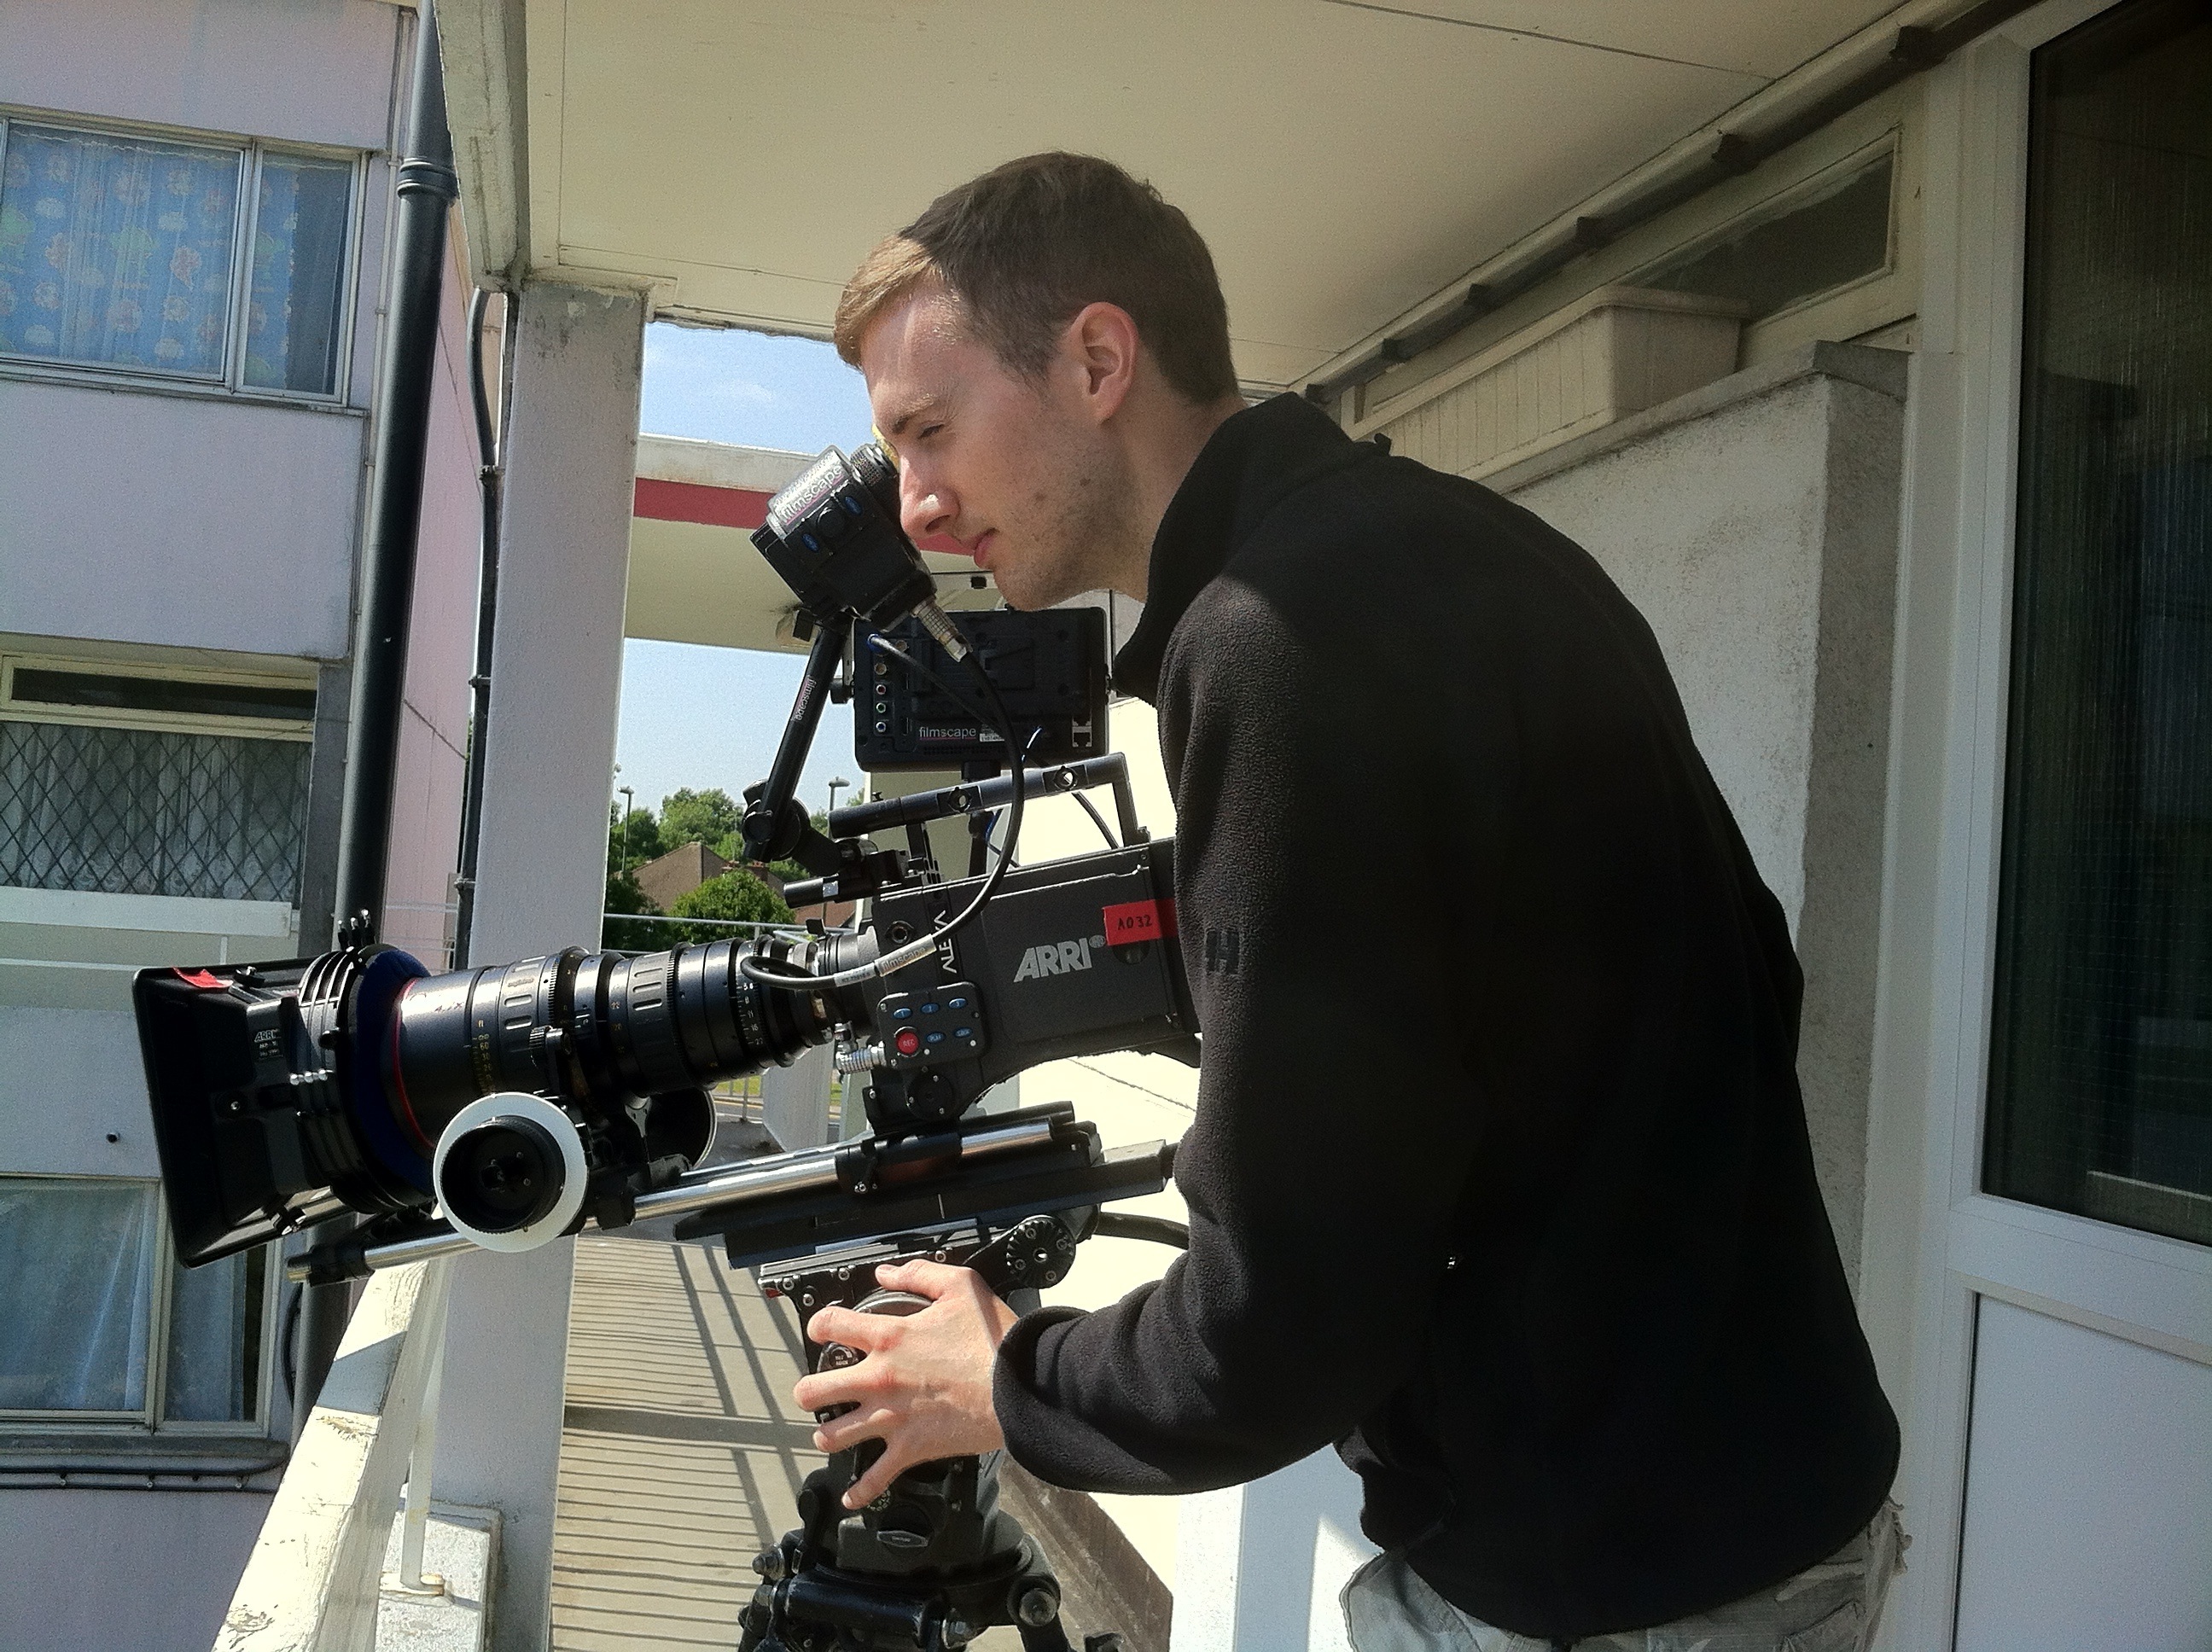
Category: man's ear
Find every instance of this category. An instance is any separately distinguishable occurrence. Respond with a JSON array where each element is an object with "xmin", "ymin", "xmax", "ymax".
[{"xmin": 1060, "ymin": 301, "xmax": 1139, "ymax": 423}]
